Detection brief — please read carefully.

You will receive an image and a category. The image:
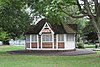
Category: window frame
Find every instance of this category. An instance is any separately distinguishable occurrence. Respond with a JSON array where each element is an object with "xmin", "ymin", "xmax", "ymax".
[
  {"xmin": 42, "ymin": 34, "xmax": 52, "ymax": 42},
  {"xmin": 26, "ymin": 35, "xmax": 30, "ymax": 43},
  {"xmin": 31, "ymin": 35, "xmax": 37, "ymax": 42},
  {"xmin": 58, "ymin": 34, "xmax": 64, "ymax": 42},
  {"xmin": 67, "ymin": 34, "xmax": 74, "ymax": 41}
]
